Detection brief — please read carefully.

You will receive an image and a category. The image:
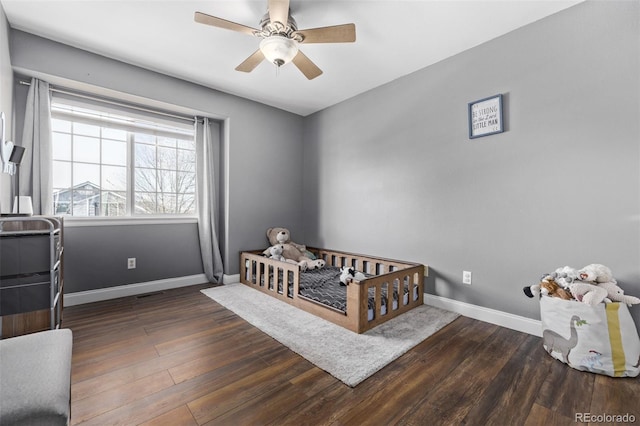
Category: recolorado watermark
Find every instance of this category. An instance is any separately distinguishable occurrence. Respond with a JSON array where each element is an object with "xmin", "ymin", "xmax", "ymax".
[{"xmin": 575, "ymin": 413, "xmax": 636, "ymax": 423}]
